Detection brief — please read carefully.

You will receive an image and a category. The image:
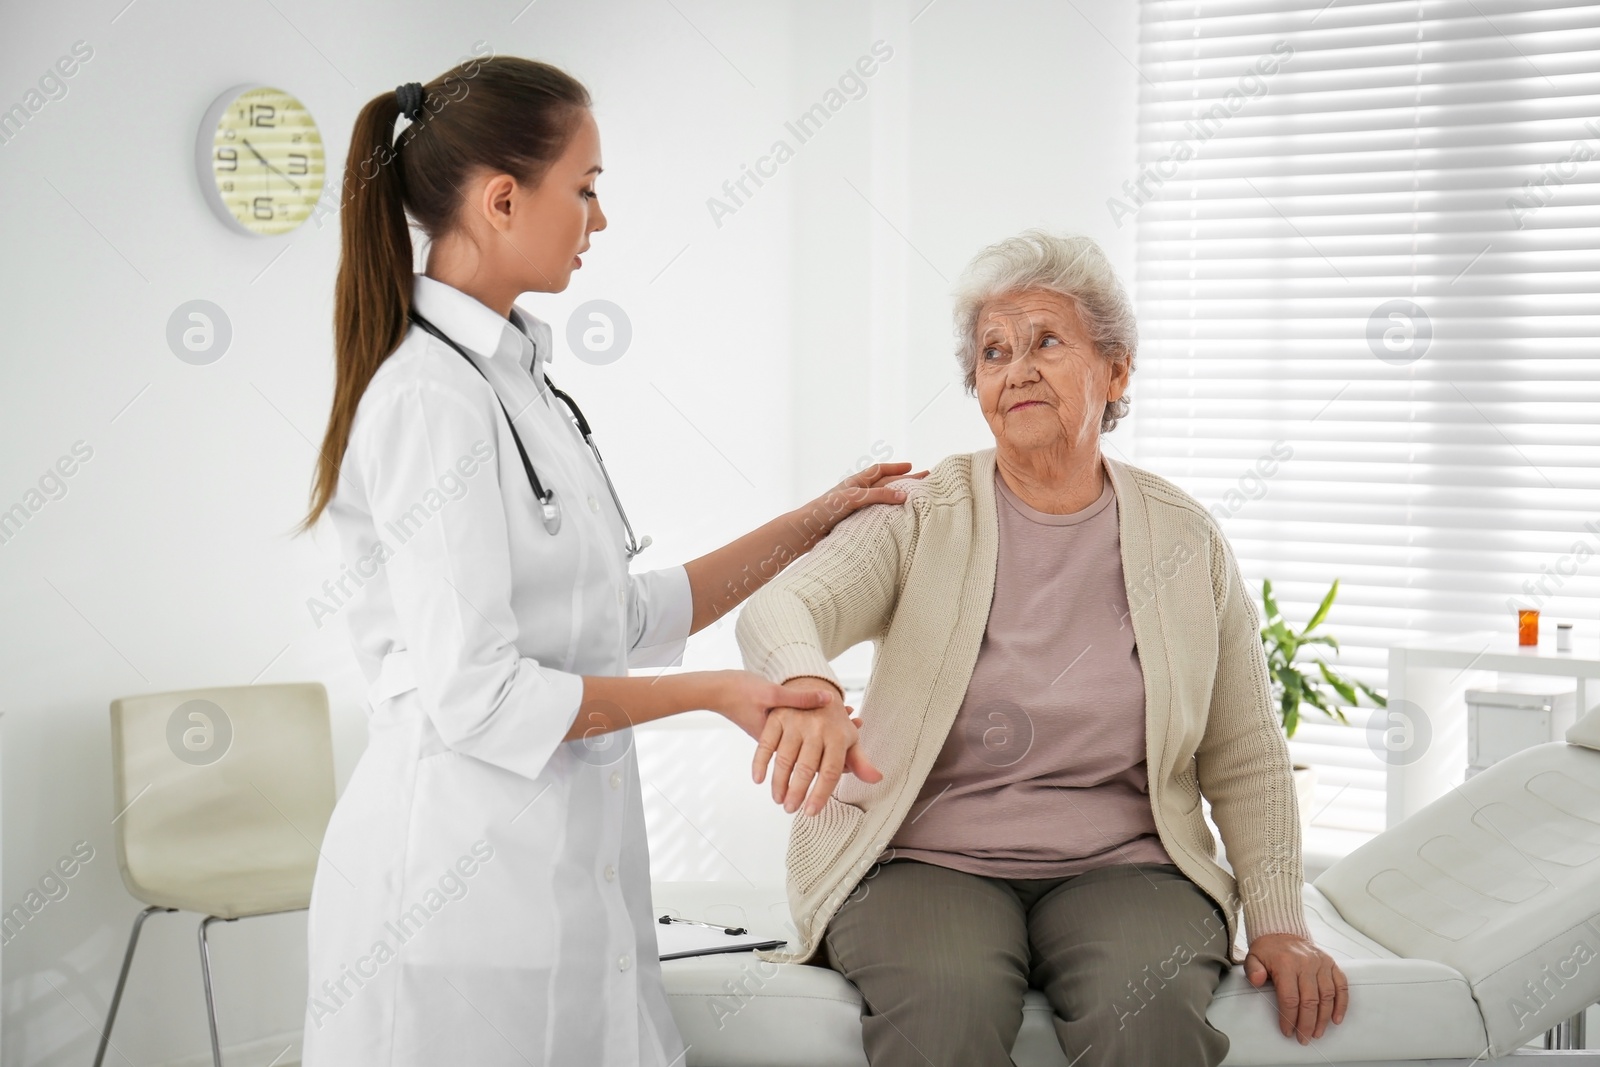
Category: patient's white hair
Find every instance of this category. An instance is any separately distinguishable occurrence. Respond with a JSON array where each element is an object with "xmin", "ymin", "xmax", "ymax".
[{"xmin": 952, "ymin": 230, "xmax": 1137, "ymax": 433}]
